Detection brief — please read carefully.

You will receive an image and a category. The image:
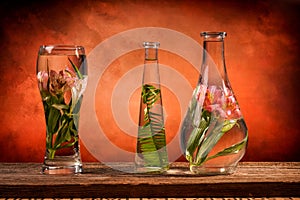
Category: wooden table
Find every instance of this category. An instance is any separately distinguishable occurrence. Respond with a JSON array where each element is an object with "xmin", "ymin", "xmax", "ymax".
[{"xmin": 0, "ymin": 162, "xmax": 299, "ymax": 198}]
